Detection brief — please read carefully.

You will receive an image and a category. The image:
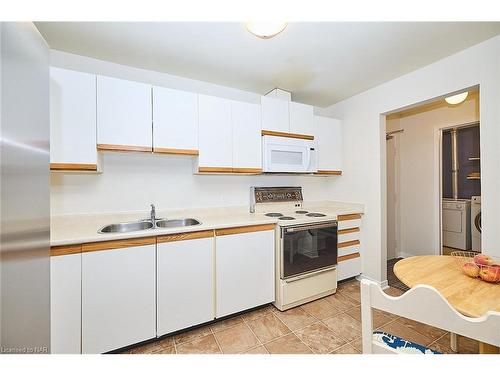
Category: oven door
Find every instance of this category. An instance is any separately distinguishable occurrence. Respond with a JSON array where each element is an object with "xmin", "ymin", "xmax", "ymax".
[{"xmin": 281, "ymin": 221, "xmax": 338, "ymax": 280}]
